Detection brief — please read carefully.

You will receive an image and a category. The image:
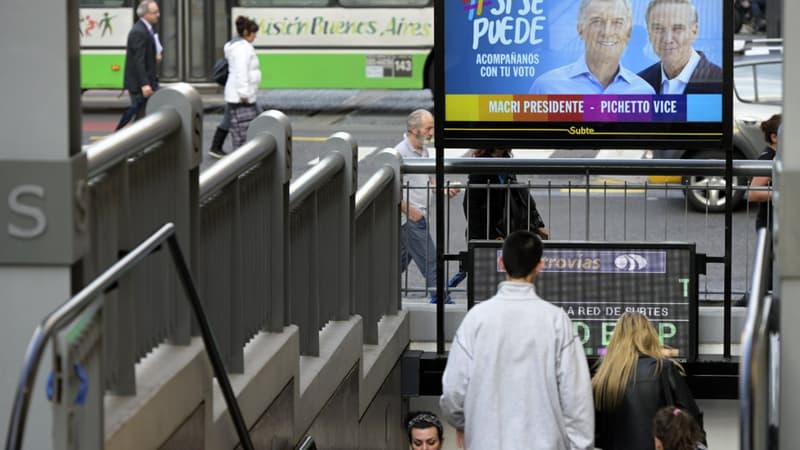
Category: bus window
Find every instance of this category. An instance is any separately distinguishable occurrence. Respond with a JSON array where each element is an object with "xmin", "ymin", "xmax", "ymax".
[
  {"xmin": 339, "ymin": 0, "xmax": 430, "ymax": 5},
  {"xmin": 238, "ymin": 0, "xmax": 329, "ymax": 6},
  {"xmin": 80, "ymin": 0, "xmax": 128, "ymax": 6}
]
